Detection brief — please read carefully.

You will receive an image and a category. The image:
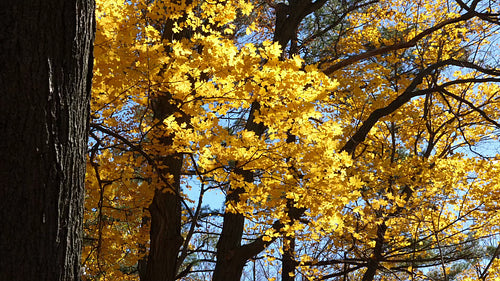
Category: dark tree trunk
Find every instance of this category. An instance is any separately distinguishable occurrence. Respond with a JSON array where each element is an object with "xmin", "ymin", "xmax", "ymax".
[
  {"xmin": 282, "ymin": 235, "xmax": 297, "ymax": 281},
  {"xmin": 212, "ymin": 168, "xmax": 253, "ymax": 281},
  {"xmin": 362, "ymin": 222, "xmax": 387, "ymax": 281},
  {"xmin": 212, "ymin": 104, "xmax": 266, "ymax": 281},
  {"xmin": 141, "ymin": 9, "xmax": 194, "ymax": 279},
  {"xmin": 143, "ymin": 152, "xmax": 184, "ymax": 281},
  {"xmin": 281, "ymin": 198, "xmax": 304, "ymax": 281},
  {"xmin": 0, "ymin": 1, "xmax": 95, "ymax": 281}
]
